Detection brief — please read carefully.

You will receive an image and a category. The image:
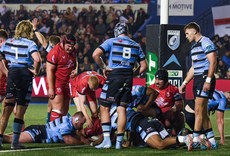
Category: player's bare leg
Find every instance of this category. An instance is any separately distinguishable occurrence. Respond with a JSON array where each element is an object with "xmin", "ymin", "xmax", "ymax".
[{"xmin": 116, "ymin": 105, "xmax": 127, "ymax": 149}]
